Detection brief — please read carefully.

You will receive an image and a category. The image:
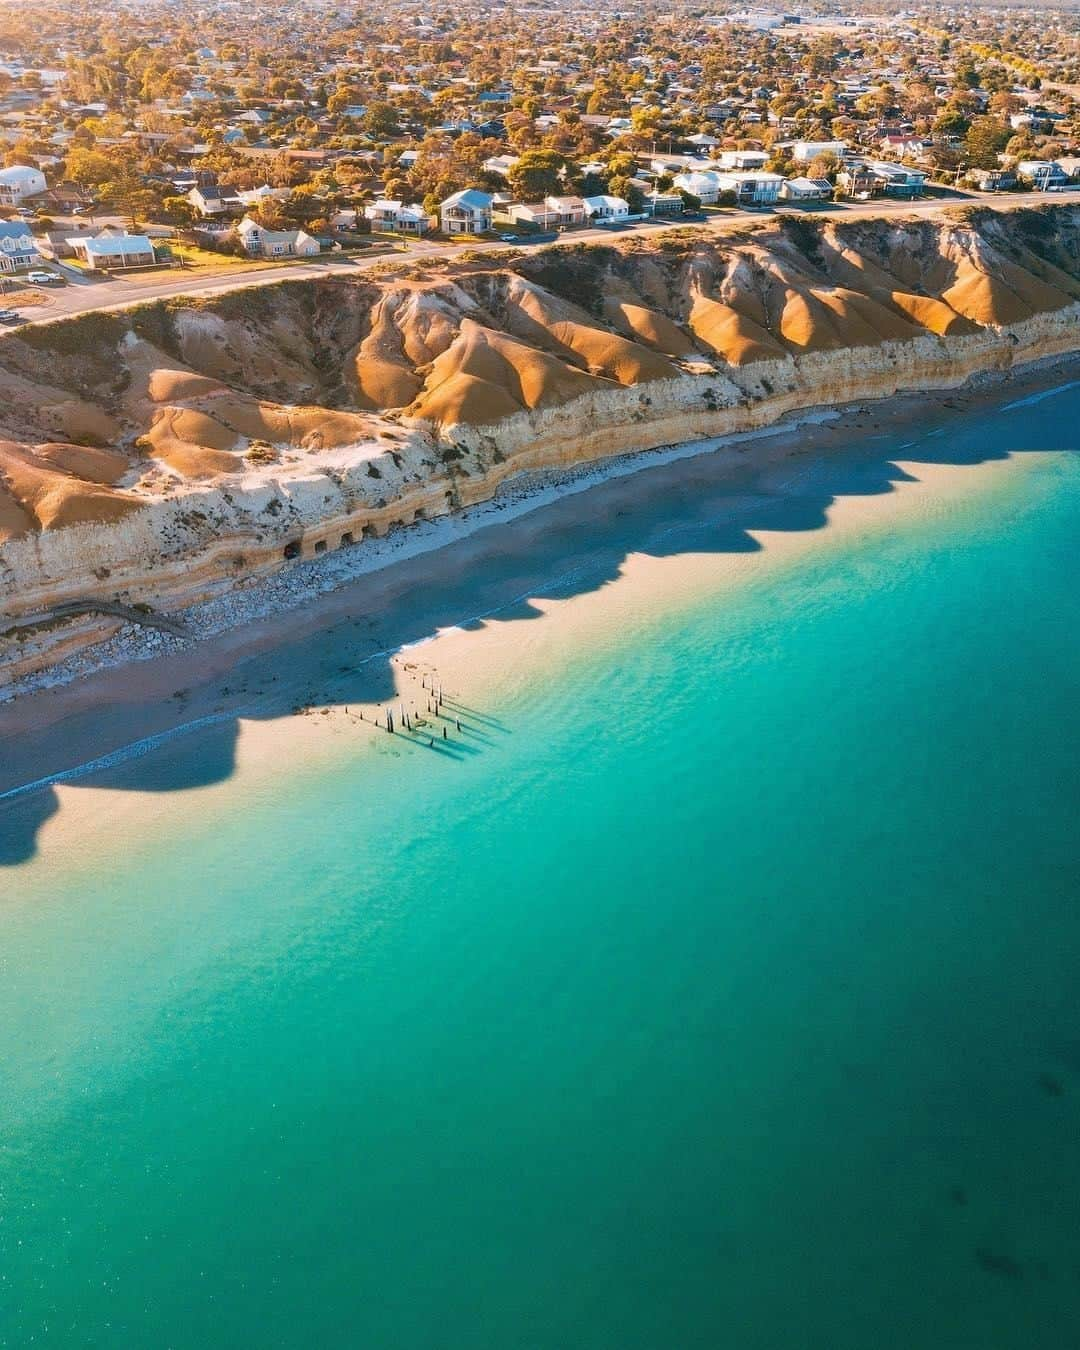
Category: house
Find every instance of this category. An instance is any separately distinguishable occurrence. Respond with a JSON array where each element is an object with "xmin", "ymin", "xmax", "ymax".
[
  {"xmin": 879, "ymin": 134, "xmax": 926, "ymax": 161},
  {"xmin": 791, "ymin": 140, "xmax": 847, "ymax": 163},
  {"xmin": 504, "ymin": 201, "xmax": 560, "ymax": 229},
  {"xmin": 256, "ymin": 228, "xmax": 321, "ymax": 259},
  {"xmin": 236, "ymin": 216, "xmax": 321, "ymax": 257},
  {"xmin": 439, "ymin": 188, "xmax": 492, "ymax": 235},
  {"xmin": 865, "ymin": 161, "xmax": 926, "ymax": 197},
  {"xmin": 482, "ymin": 154, "xmax": 519, "ymax": 179},
  {"xmin": 543, "ymin": 195, "xmax": 587, "ymax": 226},
  {"xmin": 1010, "ymin": 111, "xmax": 1053, "ymax": 133},
  {"xmin": 836, "ymin": 164, "xmax": 880, "ymax": 198},
  {"xmin": 780, "ymin": 176, "xmax": 833, "ymax": 202},
  {"xmin": 1016, "ymin": 160, "xmax": 1068, "ymax": 189},
  {"xmin": 0, "ymin": 163, "xmax": 46, "ymax": 205},
  {"xmin": 363, "ymin": 199, "xmax": 431, "ymax": 234},
  {"xmin": 645, "ymin": 191, "xmax": 685, "ymax": 215},
  {"xmin": 673, "ymin": 170, "xmax": 723, "ymax": 204},
  {"xmin": 36, "ymin": 180, "xmax": 91, "ymax": 213},
  {"xmin": 234, "ymin": 185, "xmax": 288, "ymax": 209},
  {"xmin": 67, "ymin": 233, "xmax": 155, "ymax": 270},
  {"xmin": 968, "ymin": 167, "xmax": 1017, "ymax": 192},
  {"xmin": 712, "ymin": 171, "xmax": 784, "ymax": 206},
  {"xmin": 650, "ymin": 155, "xmax": 713, "ymax": 176},
  {"xmin": 236, "ymin": 216, "xmax": 266, "ymax": 252},
  {"xmin": 502, "ymin": 195, "xmax": 586, "ymax": 229},
  {"xmin": 583, "ymin": 194, "xmax": 630, "ymax": 221},
  {"xmin": 37, "ymin": 225, "xmax": 98, "ymax": 259},
  {"xmin": 329, "ymin": 207, "xmax": 359, "ymax": 232},
  {"xmin": 186, "ymin": 185, "xmax": 231, "ymax": 217},
  {"xmin": 716, "ymin": 149, "xmax": 769, "ymax": 170},
  {"xmin": 0, "ymin": 219, "xmax": 41, "ymax": 272}
]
